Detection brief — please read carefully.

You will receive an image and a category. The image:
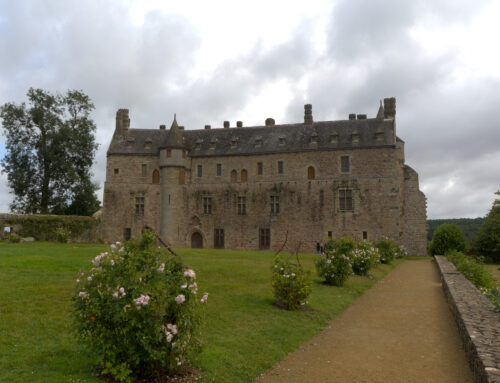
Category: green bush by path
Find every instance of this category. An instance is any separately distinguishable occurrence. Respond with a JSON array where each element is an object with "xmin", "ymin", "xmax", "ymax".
[
  {"xmin": 429, "ymin": 223, "xmax": 466, "ymax": 255},
  {"xmin": 0, "ymin": 241, "xmax": 406, "ymax": 383}
]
